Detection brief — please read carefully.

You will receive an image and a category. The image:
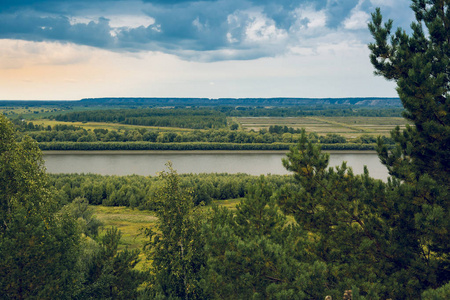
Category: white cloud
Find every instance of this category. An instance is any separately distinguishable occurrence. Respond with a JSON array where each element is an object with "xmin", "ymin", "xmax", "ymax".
[
  {"xmin": 343, "ymin": 10, "xmax": 370, "ymax": 30},
  {"xmin": 225, "ymin": 9, "xmax": 288, "ymax": 49},
  {"xmin": 244, "ymin": 13, "xmax": 287, "ymax": 43},
  {"xmin": 0, "ymin": 0, "xmax": 405, "ymax": 99},
  {"xmin": 69, "ymin": 16, "xmax": 95, "ymax": 25},
  {"xmin": 108, "ymin": 15, "xmax": 155, "ymax": 29},
  {"xmin": 288, "ymin": 47, "xmax": 316, "ymax": 56},
  {"xmin": 292, "ymin": 6, "xmax": 327, "ymax": 31},
  {"xmin": 226, "ymin": 32, "xmax": 238, "ymax": 43}
]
